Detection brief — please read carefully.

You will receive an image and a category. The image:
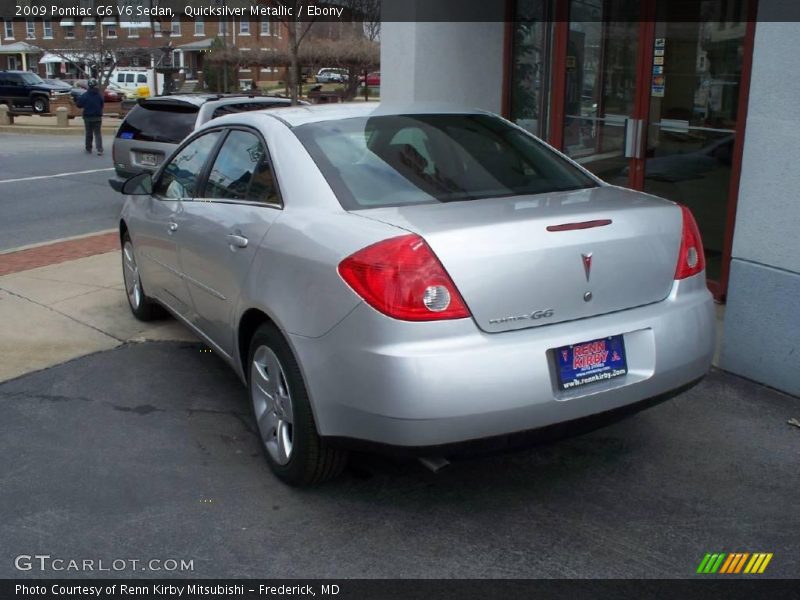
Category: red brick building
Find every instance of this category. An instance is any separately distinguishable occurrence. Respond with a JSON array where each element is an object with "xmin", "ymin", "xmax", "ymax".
[{"xmin": 0, "ymin": 15, "xmax": 290, "ymax": 87}]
